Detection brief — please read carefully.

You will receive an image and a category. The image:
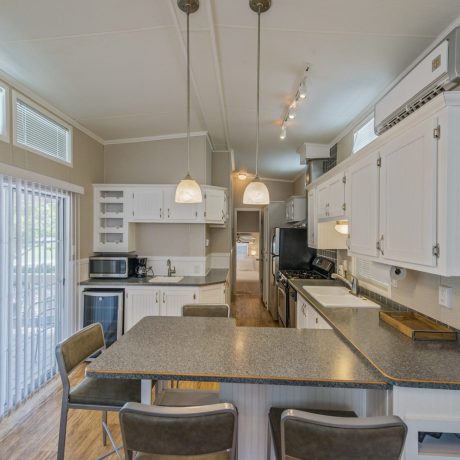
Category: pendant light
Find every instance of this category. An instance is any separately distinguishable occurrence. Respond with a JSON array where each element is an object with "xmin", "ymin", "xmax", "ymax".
[
  {"xmin": 243, "ymin": 0, "xmax": 271, "ymax": 205},
  {"xmin": 175, "ymin": 0, "xmax": 203, "ymax": 203}
]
